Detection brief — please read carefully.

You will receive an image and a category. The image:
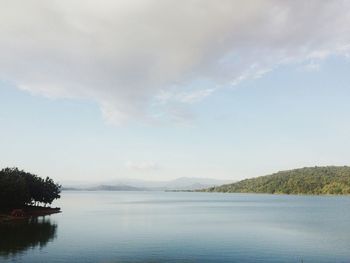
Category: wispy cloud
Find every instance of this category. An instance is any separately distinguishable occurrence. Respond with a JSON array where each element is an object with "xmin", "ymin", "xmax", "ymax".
[
  {"xmin": 302, "ymin": 61, "xmax": 321, "ymax": 72},
  {"xmin": 1, "ymin": 0, "xmax": 350, "ymax": 124},
  {"xmin": 156, "ymin": 88, "xmax": 216, "ymax": 104}
]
